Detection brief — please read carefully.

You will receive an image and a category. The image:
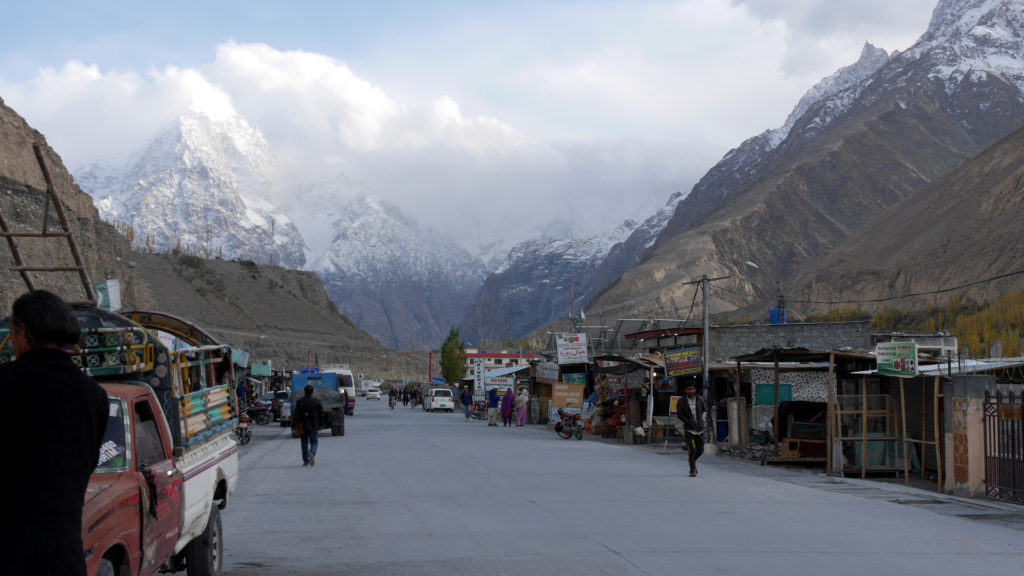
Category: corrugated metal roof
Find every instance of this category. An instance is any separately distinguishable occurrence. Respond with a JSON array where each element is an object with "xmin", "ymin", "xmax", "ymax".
[{"xmin": 485, "ymin": 365, "xmax": 530, "ymax": 378}]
